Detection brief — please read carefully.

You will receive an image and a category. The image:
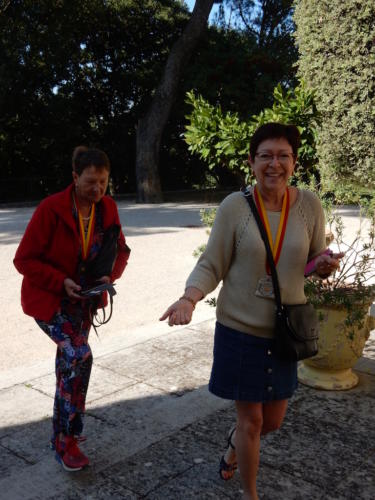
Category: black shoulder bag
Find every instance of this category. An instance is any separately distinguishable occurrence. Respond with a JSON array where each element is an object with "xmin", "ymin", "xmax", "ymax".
[
  {"xmin": 244, "ymin": 191, "xmax": 319, "ymax": 362},
  {"xmin": 82, "ymin": 224, "xmax": 123, "ymax": 335},
  {"xmin": 84, "ymin": 224, "xmax": 122, "ymax": 281}
]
